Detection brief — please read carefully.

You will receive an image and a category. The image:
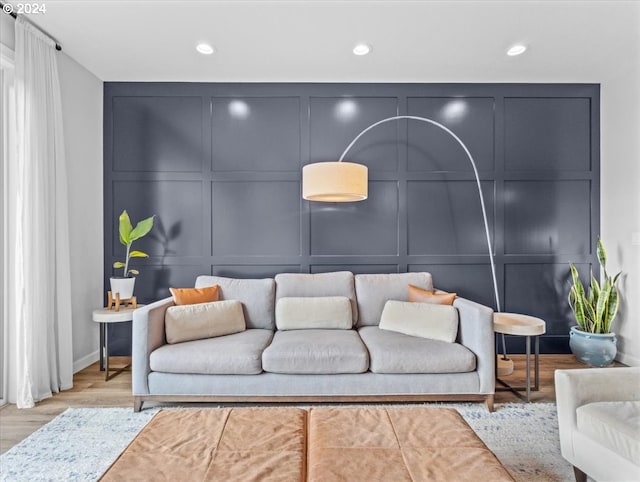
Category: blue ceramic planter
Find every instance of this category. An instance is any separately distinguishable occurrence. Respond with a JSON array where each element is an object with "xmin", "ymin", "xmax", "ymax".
[{"xmin": 569, "ymin": 326, "xmax": 617, "ymax": 367}]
